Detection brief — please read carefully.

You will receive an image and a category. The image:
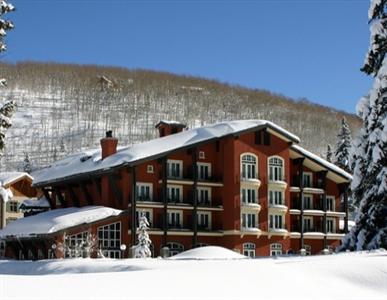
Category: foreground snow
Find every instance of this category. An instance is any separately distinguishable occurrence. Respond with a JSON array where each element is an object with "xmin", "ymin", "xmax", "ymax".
[{"xmin": 0, "ymin": 249, "xmax": 386, "ymax": 300}]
